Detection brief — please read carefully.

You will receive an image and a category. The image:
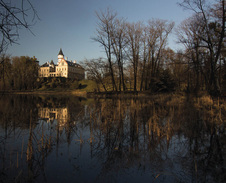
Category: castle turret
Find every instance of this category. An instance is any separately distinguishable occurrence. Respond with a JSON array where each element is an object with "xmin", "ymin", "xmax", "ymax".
[{"xmin": 58, "ymin": 48, "xmax": 64, "ymax": 63}]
